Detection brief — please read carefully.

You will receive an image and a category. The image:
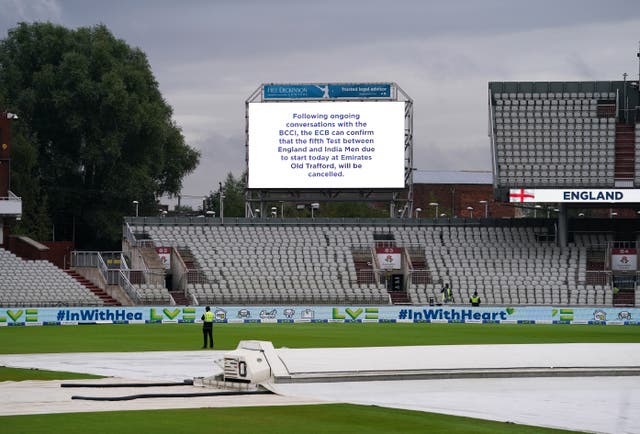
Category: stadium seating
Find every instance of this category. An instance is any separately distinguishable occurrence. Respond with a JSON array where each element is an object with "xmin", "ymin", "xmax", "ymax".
[
  {"xmin": 133, "ymin": 283, "xmax": 172, "ymax": 305},
  {"xmin": 0, "ymin": 248, "xmax": 104, "ymax": 307},
  {"xmin": 135, "ymin": 224, "xmax": 389, "ymax": 305},
  {"xmin": 128, "ymin": 222, "xmax": 619, "ymax": 307},
  {"xmin": 401, "ymin": 226, "xmax": 612, "ymax": 306},
  {"xmin": 492, "ymin": 91, "xmax": 618, "ymax": 187}
]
